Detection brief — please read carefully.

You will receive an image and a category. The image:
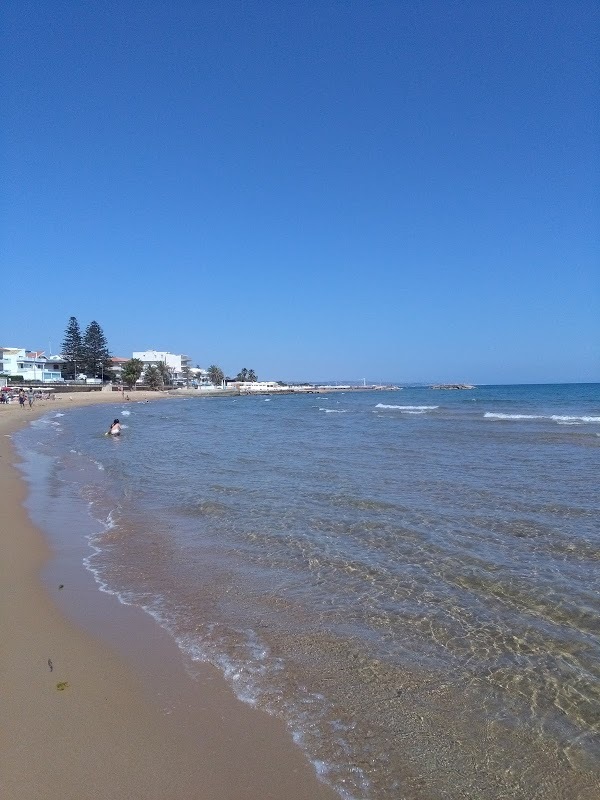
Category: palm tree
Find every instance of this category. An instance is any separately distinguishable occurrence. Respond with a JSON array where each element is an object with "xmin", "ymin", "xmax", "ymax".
[
  {"xmin": 157, "ymin": 361, "xmax": 171, "ymax": 387},
  {"xmin": 247, "ymin": 369, "xmax": 257, "ymax": 382},
  {"xmin": 144, "ymin": 365, "xmax": 162, "ymax": 390},
  {"xmin": 122, "ymin": 358, "xmax": 144, "ymax": 389},
  {"xmin": 236, "ymin": 367, "xmax": 249, "ymax": 381},
  {"xmin": 207, "ymin": 364, "xmax": 224, "ymax": 386}
]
